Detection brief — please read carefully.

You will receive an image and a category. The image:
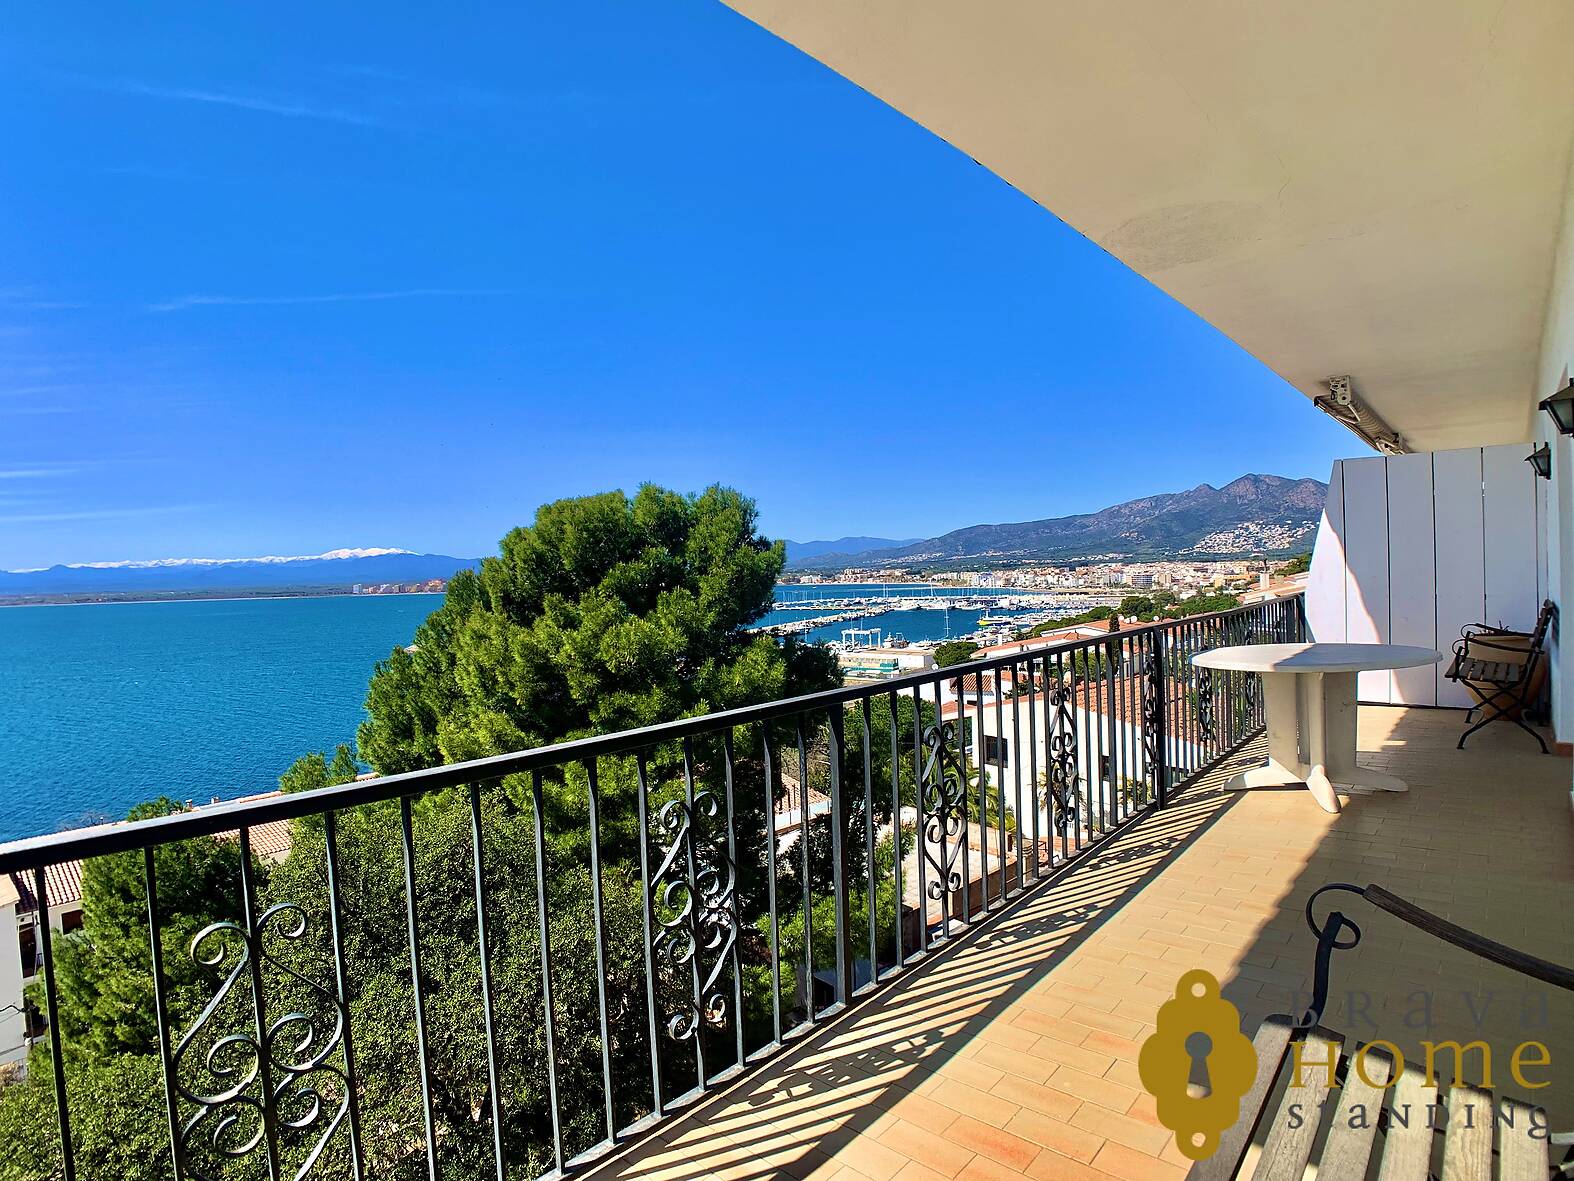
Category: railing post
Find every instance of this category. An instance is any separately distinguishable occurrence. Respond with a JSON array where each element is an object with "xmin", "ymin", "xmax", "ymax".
[
  {"xmin": 1143, "ymin": 636, "xmax": 1170, "ymax": 808},
  {"xmin": 827, "ymin": 707, "xmax": 855, "ymax": 1006}
]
